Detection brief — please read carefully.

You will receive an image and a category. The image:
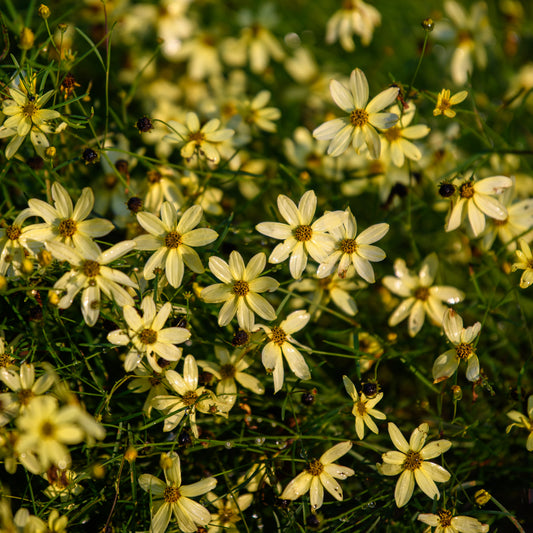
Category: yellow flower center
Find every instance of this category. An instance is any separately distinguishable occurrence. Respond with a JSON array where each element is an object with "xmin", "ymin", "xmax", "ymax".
[
  {"xmin": 147, "ymin": 170, "xmax": 162, "ymax": 184},
  {"xmin": 164, "ymin": 486, "xmax": 181, "ymax": 503},
  {"xmin": 306, "ymin": 458, "xmax": 324, "ymax": 476},
  {"xmin": 340, "ymin": 238, "xmax": 357, "ymax": 254},
  {"xmin": 459, "ymin": 182, "xmax": 475, "ymax": 199},
  {"xmin": 415, "ymin": 287, "xmax": 430, "ymax": 301},
  {"xmin": 139, "ymin": 328, "xmax": 157, "ymax": 345},
  {"xmin": 40, "ymin": 420, "xmax": 55, "ymax": 437},
  {"xmin": 58, "ymin": 218, "xmax": 77, "ymax": 237},
  {"xmin": 269, "ymin": 326, "xmax": 287, "ymax": 346},
  {"xmin": 350, "ymin": 108, "xmax": 369, "ymax": 127},
  {"xmin": 0, "ymin": 353, "xmax": 12, "ymax": 367},
  {"xmin": 22, "ymin": 101, "xmax": 38, "ymax": 118},
  {"xmin": 232, "ymin": 280, "xmax": 250, "ymax": 296},
  {"xmin": 182, "ymin": 390, "xmax": 198, "ymax": 406},
  {"xmin": 402, "ymin": 450, "xmax": 422, "ymax": 471},
  {"xmin": 219, "ymin": 508, "xmax": 235, "ymax": 524},
  {"xmin": 188, "ymin": 131, "xmax": 206, "ymax": 145},
  {"xmin": 455, "ymin": 342, "xmax": 473, "ymax": 360},
  {"xmin": 6, "ymin": 225, "xmax": 22, "ymax": 240},
  {"xmin": 82, "ymin": 260, "xmax": 100, "ymax": 278},
  {"xmin": 165, "ymin": 231, "xmax": 182, "ymax": 249},
  {"xmin": 294, "ymin": 224, "xmax": 312, "ymax": 242},
  {"xmin": 384, "ymin": 126, "xmax": 402, "ymax": 142},
  {"xmin": 437, "ymin": 509, "xmax": 453, "ymax": 526},
  {"xmin": 436, "ymin": 91, "xmax": 451, "ymax": 114},
  {"xmin": 220, "ymin": 363, "xmax": 236, "ymax": 379},
  {"xmin": 355, "ymin": 400, "xmax": 367, "ymax": 416},
  {"xmin": 18, "ymin": 388, "xmax": 34, "ymax": 405}
]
